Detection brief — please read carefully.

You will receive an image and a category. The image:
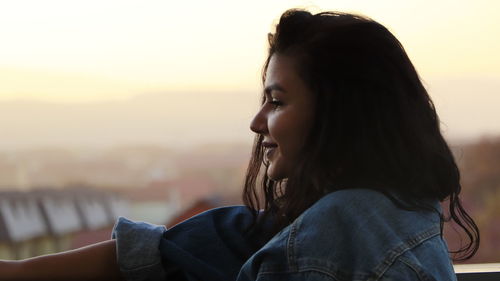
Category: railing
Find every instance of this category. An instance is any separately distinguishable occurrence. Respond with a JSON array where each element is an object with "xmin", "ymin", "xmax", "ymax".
[{"xmin": 455, "ymin": 263, "xmax": 500, "ymax": 281}]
